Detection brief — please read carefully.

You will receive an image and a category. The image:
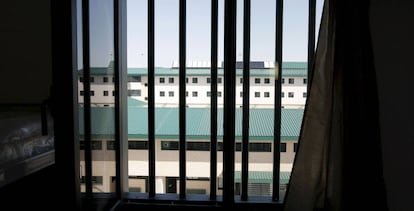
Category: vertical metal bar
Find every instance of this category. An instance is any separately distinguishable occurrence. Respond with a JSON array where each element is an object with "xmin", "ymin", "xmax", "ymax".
[
  {"xmin": 179, "ymin": 0, "xmax": 187, "ymax": 199},
  {"xmin": 223, "ymin": 0, "xmax": 237, "ymax": 206},
  {"xmin": 307, "ymin": 0, "xmax": 316, "ymax": 90},
  {"xmin": 51, "ymin": 0, "xmax": 80, "ymax": 209},
  {"xmin": 148, "ymin": 0, "xmax": 156, "ymax": 198},
  {"xmin": 273, "ymin": 0, "xmax": 283, "ymax": 202},
  {"xmin": 82, "ymin": 0, "xmax": 93, "ymax": 200},
  {"xmin": 241, "ymin": 0, "xmax": 251, "ymax": 202},
  {"xmin": 114, "ymin": 0, "xmax": 129, "ymax": 197},
  {"xmin": 210, "ymin": 0, "xmax": 218, "ymax": 201}
]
